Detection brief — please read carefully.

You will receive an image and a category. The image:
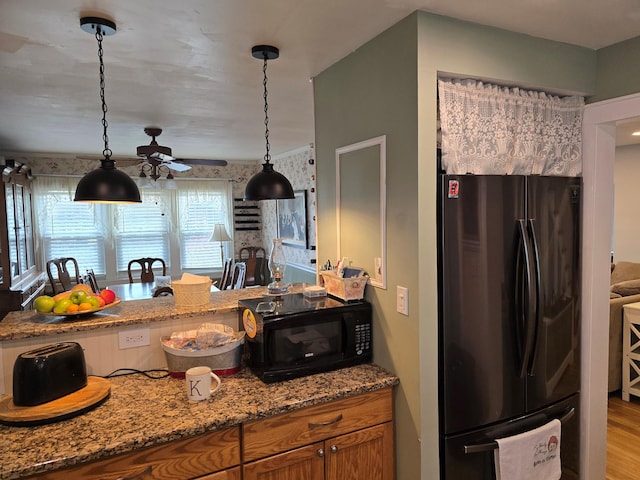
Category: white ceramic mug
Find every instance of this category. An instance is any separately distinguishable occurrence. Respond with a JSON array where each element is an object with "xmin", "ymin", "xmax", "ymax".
[{"xmin": 185, "ymin": 366, "xmax": 221, "ymax": 401}]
